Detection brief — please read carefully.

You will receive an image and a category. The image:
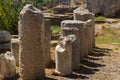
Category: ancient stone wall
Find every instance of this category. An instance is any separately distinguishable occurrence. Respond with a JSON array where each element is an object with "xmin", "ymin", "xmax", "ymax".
[{"xmin": 0, "ymin": 30, "xmax": 11, "ymax": 53}]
